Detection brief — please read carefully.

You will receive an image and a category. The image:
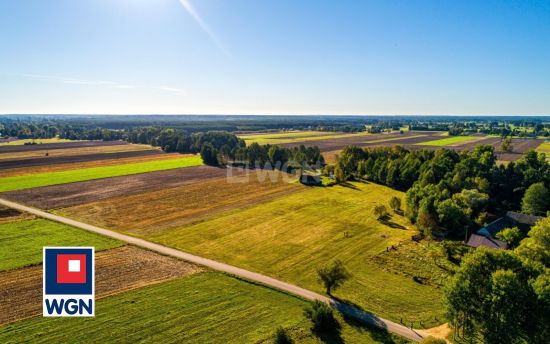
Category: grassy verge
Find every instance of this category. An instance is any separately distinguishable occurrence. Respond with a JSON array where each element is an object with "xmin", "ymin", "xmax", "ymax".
[
  {"xmin": 146, "ymin": 182, "xmax": 448, "ymax": 327},
  {"xmin": 0, "ymin": 155, "xmax": 203, "ymax": 192},
  {"xmin": 0, "ymin": 218, "xmax": 123, "ymax": 271},
  {"xmin": 0, "ymin": 272, "xmax": 407, "ymax": 343},
  {"xmin": 415, "ymin": 136, "xmax": 480, "ymax": 146}
]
